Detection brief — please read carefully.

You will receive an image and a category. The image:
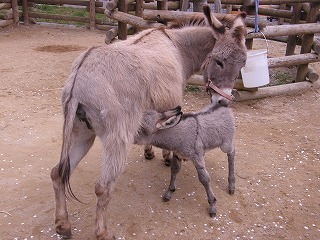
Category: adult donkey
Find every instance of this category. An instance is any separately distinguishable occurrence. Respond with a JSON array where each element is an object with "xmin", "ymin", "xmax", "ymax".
[{"xmin": 51, "ymin": 6, "xmax": 247, "ymax": 240}]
